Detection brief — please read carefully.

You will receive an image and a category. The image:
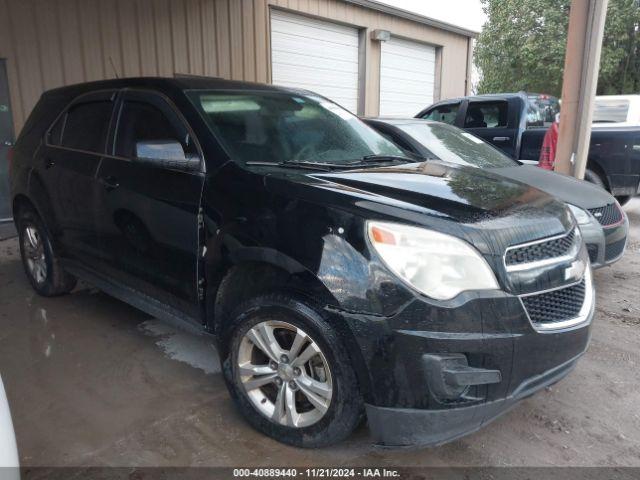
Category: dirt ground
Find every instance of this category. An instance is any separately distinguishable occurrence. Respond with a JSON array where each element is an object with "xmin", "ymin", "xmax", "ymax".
[{"xmin": 0, "ymin": 200, "xmax": 639, "ymax": 468}]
